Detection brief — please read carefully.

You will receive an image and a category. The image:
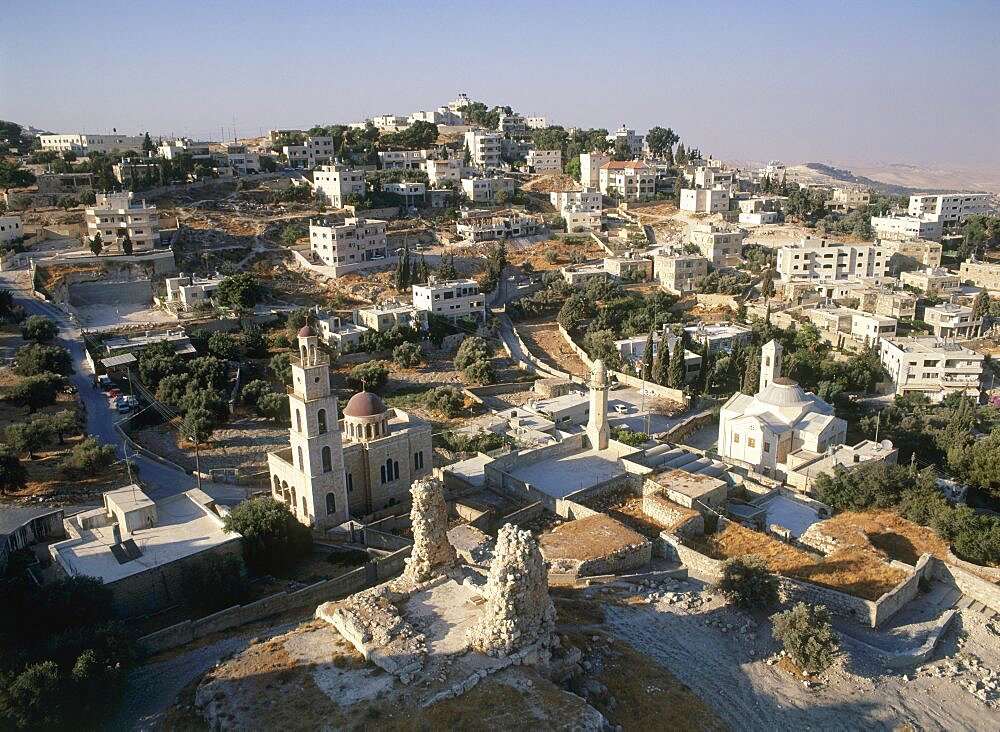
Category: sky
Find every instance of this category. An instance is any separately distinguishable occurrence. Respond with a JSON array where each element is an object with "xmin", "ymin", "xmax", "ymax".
[{"xmin": 3, "ymin": 0, "xmax": 999, "ymax": 172}]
